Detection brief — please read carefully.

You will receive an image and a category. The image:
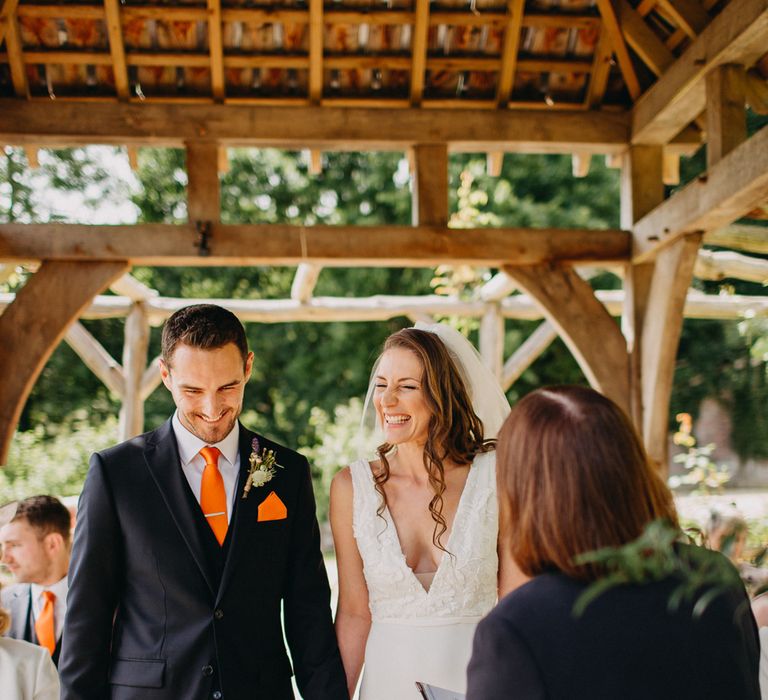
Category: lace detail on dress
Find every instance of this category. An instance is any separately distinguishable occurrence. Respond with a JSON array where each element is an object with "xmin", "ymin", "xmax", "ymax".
[{"xmin": 350, "ymin": 452, "xmax": 499, "ymax": 622}]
